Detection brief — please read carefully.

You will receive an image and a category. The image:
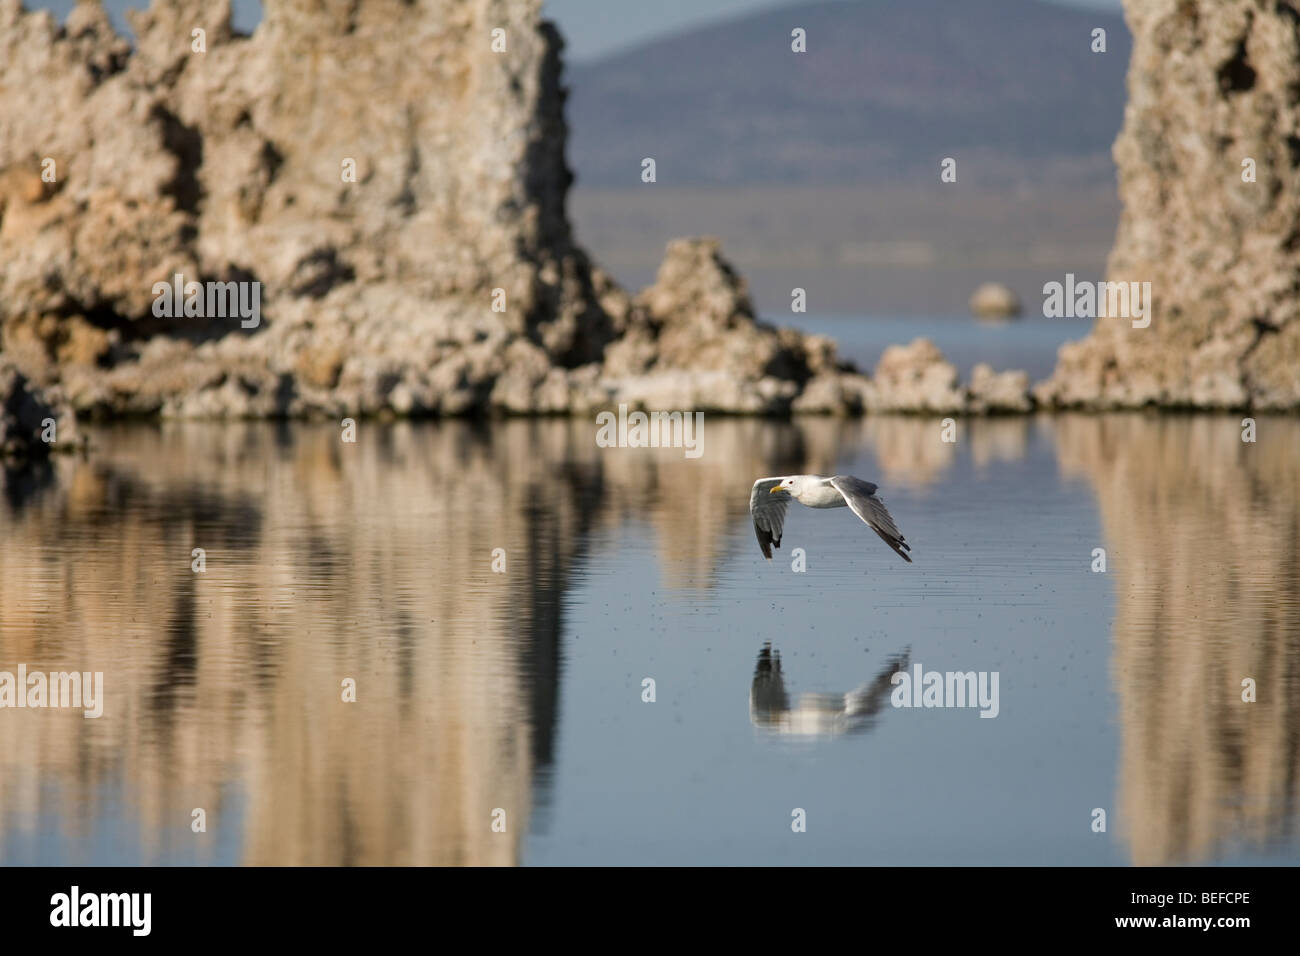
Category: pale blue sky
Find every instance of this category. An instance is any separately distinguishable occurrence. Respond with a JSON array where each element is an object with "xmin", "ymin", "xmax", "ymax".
[{"xmin": 36, "ymin": 0, "xmax": 1126, "ymax": 62}]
